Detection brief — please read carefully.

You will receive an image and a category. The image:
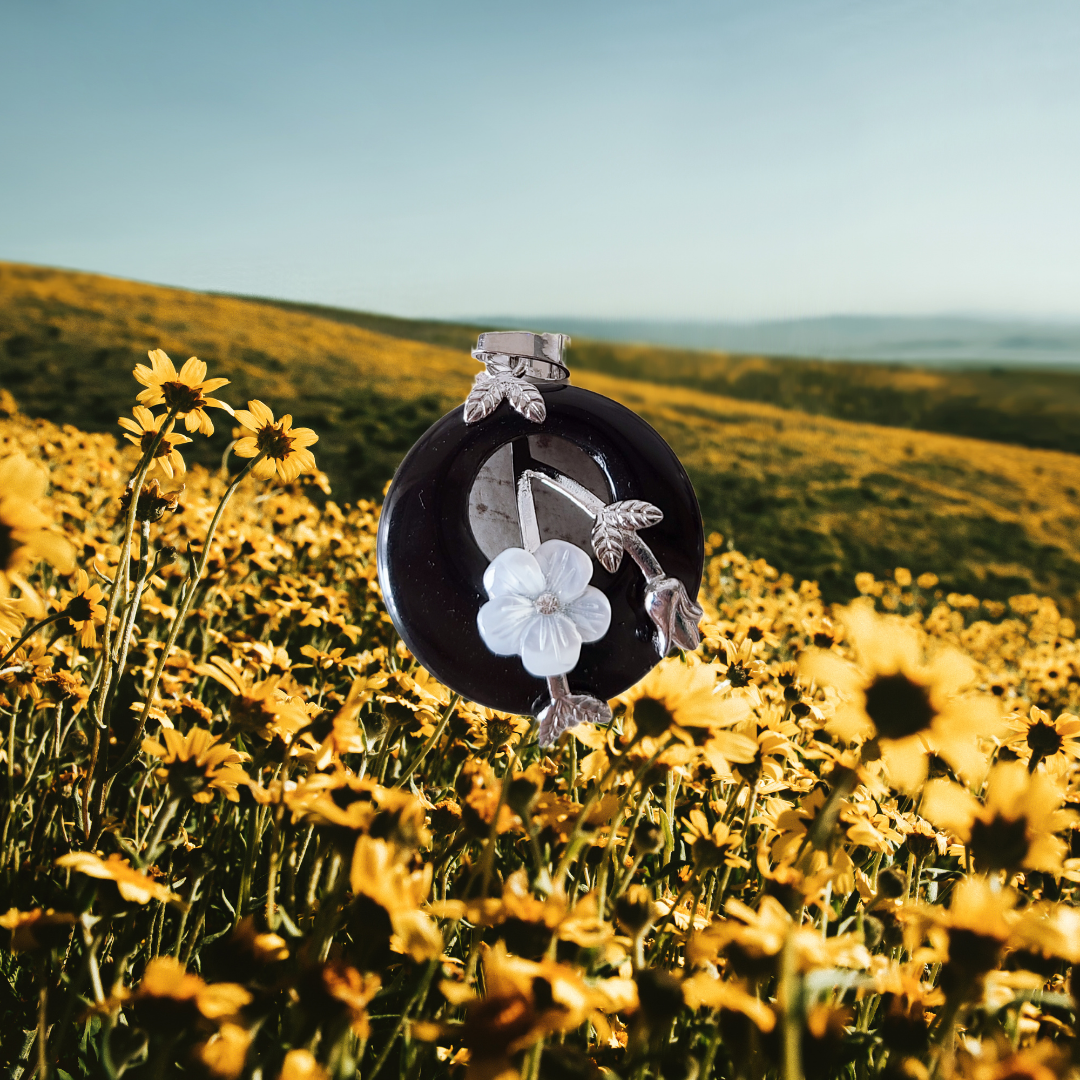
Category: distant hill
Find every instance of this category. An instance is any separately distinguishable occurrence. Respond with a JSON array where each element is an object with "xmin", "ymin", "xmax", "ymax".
[
  {"xmin": 495, "ymin": 314, "xmax": 1080, "ymax": 367},
  {"xmin": 7, "ymin": 261, "xmax": 1080, "ymax": 612},
  {"xmin": 237, "ymin": 296, "xmax": 1080, "ymax": 458}
]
